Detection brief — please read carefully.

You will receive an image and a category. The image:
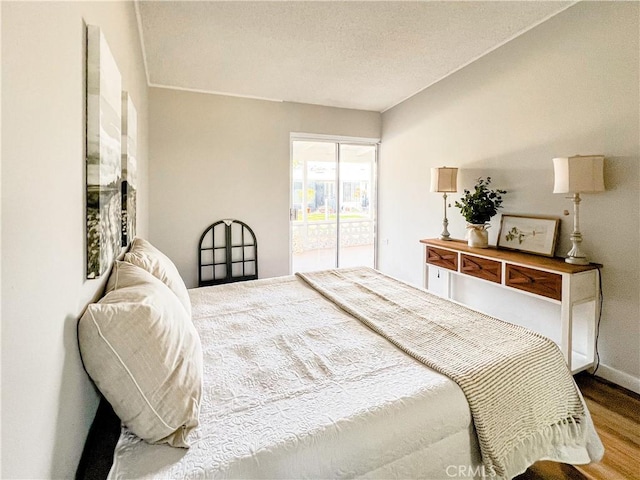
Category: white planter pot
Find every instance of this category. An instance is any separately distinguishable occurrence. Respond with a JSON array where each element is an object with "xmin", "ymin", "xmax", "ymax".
[{"xmin": 466, "ymin": 224, "xmax": 489, "ymax": 248}]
